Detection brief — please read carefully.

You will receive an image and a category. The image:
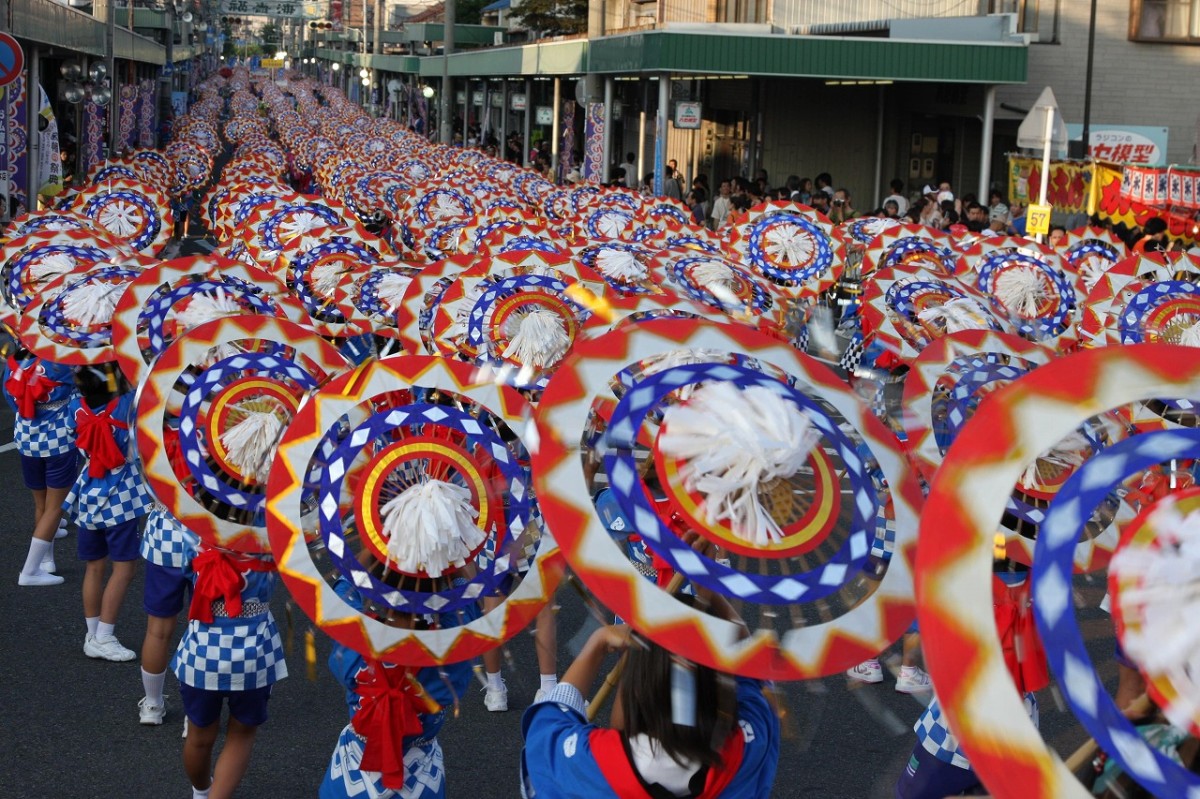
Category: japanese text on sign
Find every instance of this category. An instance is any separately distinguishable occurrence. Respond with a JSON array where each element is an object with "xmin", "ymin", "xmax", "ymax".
[
  {"xmin": 673, "ymin": 101, "xmax": 701, "ymax": 130},
  {"xmin": 219, "ymin": 0, "xmax": 308, "ymax": 18}
]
